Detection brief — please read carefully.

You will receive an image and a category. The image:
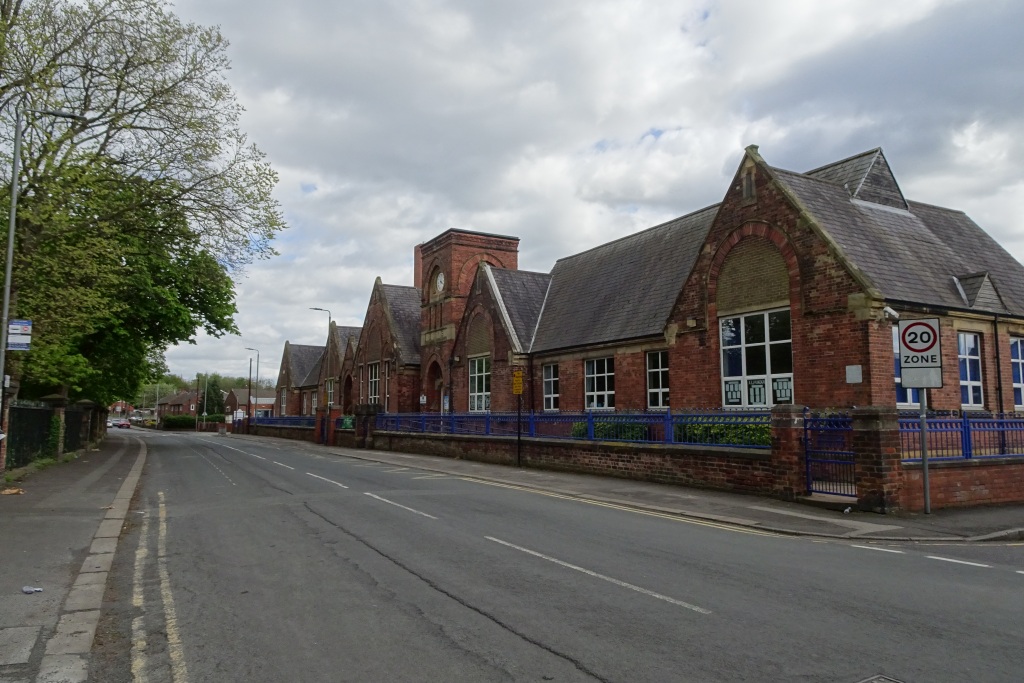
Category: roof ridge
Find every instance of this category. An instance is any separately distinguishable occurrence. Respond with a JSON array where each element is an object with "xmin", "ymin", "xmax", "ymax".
[
  {"xmin": 802, "ymin": 147, "xmax": 882, "ymax": 176},
  {"xmin": 553, "ymin": 203, "xmax": 720, "ymax": 265}
]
